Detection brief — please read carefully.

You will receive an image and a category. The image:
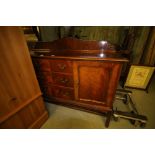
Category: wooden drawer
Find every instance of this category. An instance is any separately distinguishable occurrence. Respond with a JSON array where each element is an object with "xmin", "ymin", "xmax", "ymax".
[
  {"xmin": 52, "ymin": 86, "xmax": 74, "ymax": 100},
  {"xmin": 52, "ymin": 73, "xmax": 74, "ymax": 87},
  {"xmin": 51, "ymin": 60, "xmax": 72, "ymax": 73}
]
